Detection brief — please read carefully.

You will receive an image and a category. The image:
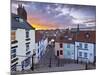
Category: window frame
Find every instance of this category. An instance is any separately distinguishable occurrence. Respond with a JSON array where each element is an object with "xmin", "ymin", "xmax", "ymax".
[
  {"xmin": 60, "ymin": 43, "xmax": 63, "ymax": 48},
  {"xmin": 79, "ymin": 43, "xmax": 82, "ymax": 49},
  {"xmin": 84, "ymin": 43, "xmax": 88, "ymax": 49},
  {"xmin": 84, "ymin": 52, "xmax": 88, "ymax": 58},
  {"xmin": 60, "ymin": 50, "xmax": 63, "ymax": 55},
  {"xmin": 26, "ymin": 43, "xmax": 29, "ymax": 51},
  {"xmin": 79, "ymin": 52, "xmax": 82, "ymax": 57},
  {"xmin": 67, "ymin": 44, "xmax": 70, "ymax": 48},
  {"xmin": 26, "ymin": 30, "xmax": 29, "ymax": 38}
]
